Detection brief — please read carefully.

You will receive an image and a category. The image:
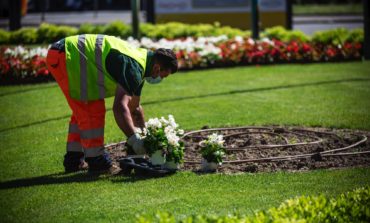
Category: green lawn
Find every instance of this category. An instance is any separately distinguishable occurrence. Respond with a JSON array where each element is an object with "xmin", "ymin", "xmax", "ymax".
[
  {"xmin": 1, "ymin": 61, "xmax": 370, "ymax": 222},
  {"xmin": 293, "ymin": 3, "xmax": 363, "ymax": 15}
]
